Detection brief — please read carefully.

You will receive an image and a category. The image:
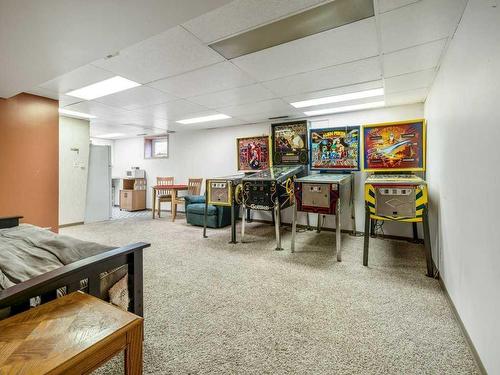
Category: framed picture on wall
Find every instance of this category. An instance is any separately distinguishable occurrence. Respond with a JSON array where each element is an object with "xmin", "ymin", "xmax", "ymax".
[
  {"xmin": 309, "ymin": 126, "xmax": 360, "ymax": 171},
  {"xmin": 236, "ymin": 135, "xmax": 271, "ymax": 172},
  {"xmin": 362, "ymin": 119, "xmax": 426, "ymax": 172},
  {"xmin": 271, "ymin": 120, "xmax": 309, "ymax": 165}
]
